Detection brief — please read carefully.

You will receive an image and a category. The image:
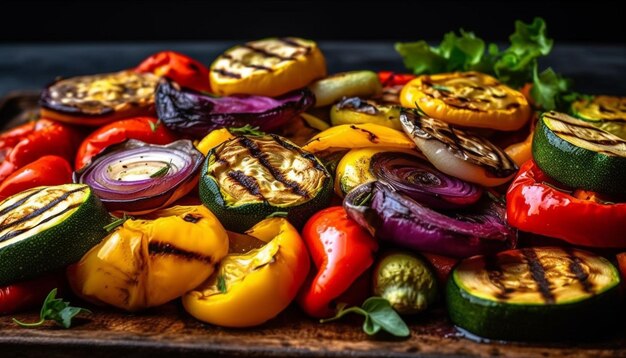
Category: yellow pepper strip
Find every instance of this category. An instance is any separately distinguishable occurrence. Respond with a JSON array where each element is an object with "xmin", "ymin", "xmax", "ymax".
[
  {"xmin": 335, "ymin": 147, "xmax": 423, "ymax": 197},
  {"xmin": 400, "ymin": 72, "xmax": 531, "ymax": 131},
  {"xmin": 67, "ymin": 206, "xmax": 228, "ymax": 311},
  {"xmin": 505, "ymin": 132, "xmax": 534, "ymax": 167},
  {"xmin": 301, "ymin": 123, "xmax": 416, "ymax": 153},
  {"xmin": 182, "ymin": 218, "xmax": 310, "ymax": 327},
  {"xmin": 301, "ymin": 112, "xmax": 330, "ymax": 131},
  {"xmin": 195, "ymin": 128, "xmax": 235, "ymax": 156}
]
